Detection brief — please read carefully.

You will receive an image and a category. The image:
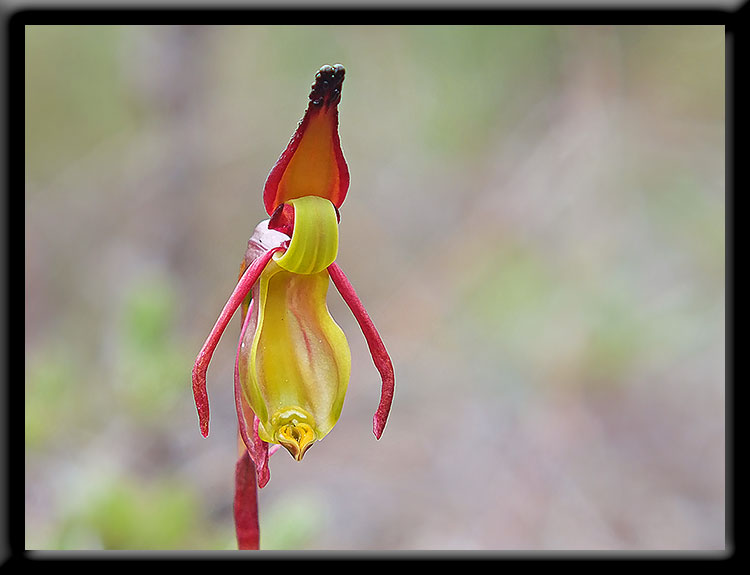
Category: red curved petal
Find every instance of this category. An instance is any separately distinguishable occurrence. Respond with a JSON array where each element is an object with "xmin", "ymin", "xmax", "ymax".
[
  {"xmin": 263, "ymin": 64, "xmax": 349, "ymax": 215},
  {"xmin": 192, "ymin": 246, "xmax": 284, "ymax": 438},
  {"xmin": 267, "ymin": 202, "xmax": 295, "ymax": 236},
  {"xmin": 328, "ymin": 263, "xmax": 394, "ymax": 439}
]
